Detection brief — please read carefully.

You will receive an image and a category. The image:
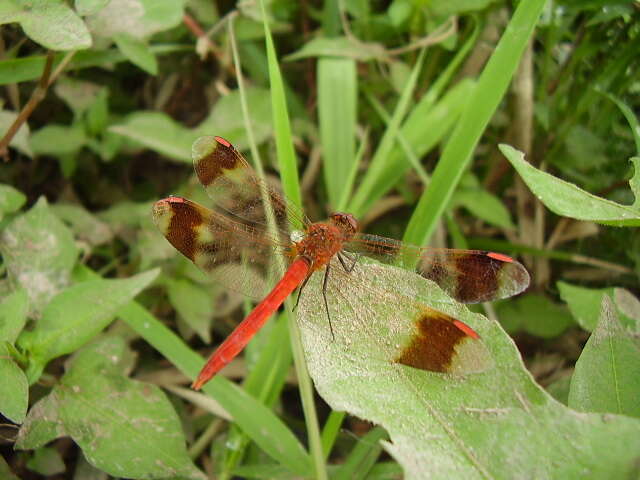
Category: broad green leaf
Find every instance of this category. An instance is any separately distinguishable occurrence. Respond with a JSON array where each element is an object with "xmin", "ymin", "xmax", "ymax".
[
  {"xmin": 546, "ymin": 375, "xmax": 572, "ymax": 406},
  {"xmin": 318, "ymin": 57, "xmax": 357, "ymax": 209},
  {"xmin": 557, "ymin": 281, "xmax": 638, "ymax": 332},
  {"xmin": 298, "ymin": 260, "xmax": 640, "ymax": 477},
  {"xmin": 569, "ymin": 296, "xmax": 640, "ymax": 418},
  {"xmin": 25, "ymin": 269, "xmax": 159, "ymax": 369},
  {"xmin": 0, "ymin": 344, "xmax": 28, "ymax": 423},
  {"xmin": 109, "ymin": 111, "xmax": 192, "ymax": 162},
  {"xmin": 0, "ymin": 111, "xmax": 32, "ymax": 157},
  {"xmin": 0, "ymin": 184, "xmax": 26, "ymax": 221},
  {"xmin": 285, "ymin": 36, "xmax": 386, "ymax": 61},
  {"xmin": 84, "ymin": 88, "xmax": 109, "ymax": 135},
  {"xmin": 165, "ymin": 277, "xmax": 213, "ymax": 343},
  {"xmin": 495, "ymin": 294, "xmax": 574, "ymax": 338},
  {"xmin": 0, "ymin": 0, "xmax": 91, "ymax": 50},
  {"xmin": 194, "ymin": 87, "xmax": 273, "ymax": 149},
  {"xmin": 52, "ymin": 204, "xmax": 114, "ymax": 246},
  {"xmin": 26, "ymin": 446, "xmax": 65, "ymax": 476},
  {"xmin": 0, "ymin": 288, "xmax": 28, "ymax": 343},
  {"xmin": 0, "ymin": 197, "xmax": 78, "ymax": 315},
  {"xmin": 75, "ymin": 0, "xmax": 110, "ymax": 16},
  {"xmin": 21, "ymin": 337, "xmax": 206, "ymax": 479},
  {"xmin": 501, "ymin": 145, "xmax": 640, "ymax": 226},
  {"xmin": 15, "ymin": 393, "xmax": 66, "ymax": 450},
  {"xmin": 388, "ymin": 0, "xmax": 413, "ymax": 27},
  {"xmin": 113, "ymin": 33, "xmax": 158, "ymax": 75},
  {"xmin": 109, "ymin": 88, "xmax": 273, "ymax": 162},
  {"xmin": 0, "ymin": 289, "xmax": 29, "ymax": 422},
  {"xmin": 30, "ymin": 124, "xmax": 86, "ymax": 156},
  {"xmin": 453, "ymin": 188, "xmax": 515, "ymax": 229},
  {"xmin": 85, "ymin": 0, "xmax": 184, "ymax": 39},
  {"xmin": 54, "ymin": 77, "xmax": 104, "ymax": 119}
]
